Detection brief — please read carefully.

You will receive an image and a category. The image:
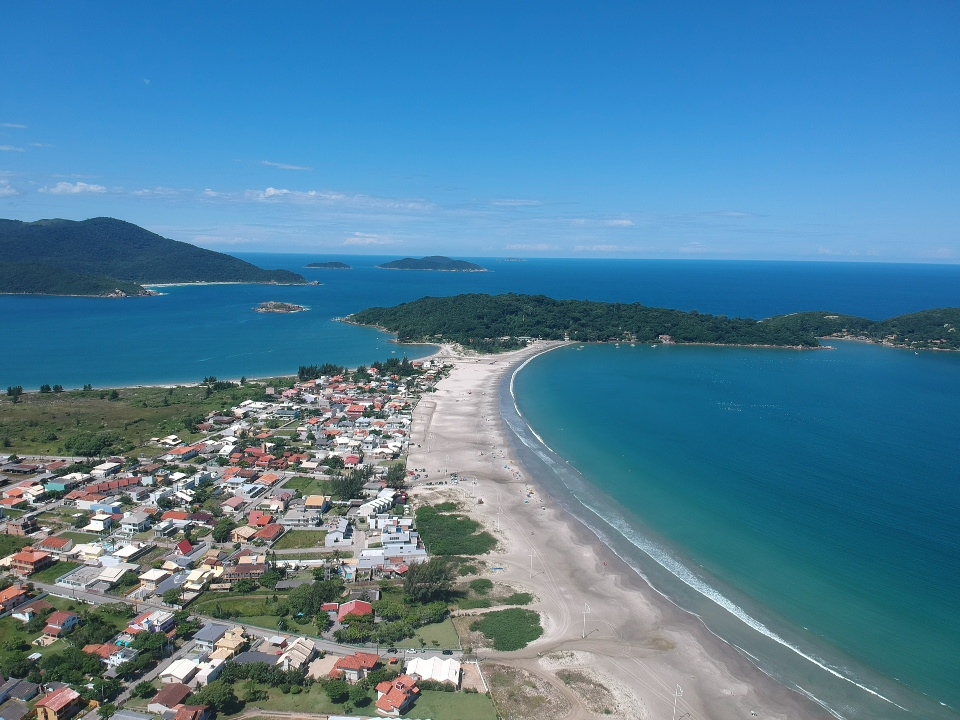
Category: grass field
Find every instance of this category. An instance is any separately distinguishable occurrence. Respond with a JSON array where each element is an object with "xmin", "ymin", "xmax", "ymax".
[
  {"xmin": 0, "ymin": 535, "xmax": 32, "ymax": 557},
  {"xmin": 271, "ymin": 530, "xmax": 327, "ymax": 550},
  {"xmin": 397, "ymin": 618, "xmax": 461, "ymax": 650},
  {"xmin": 191, "ymin": 593, "xmax": 290, "ymax": 622},
  {"xmin": 282, "ymin": 476, "xmax": 331, "ymax": 496},
  {"xmin": 235, "ymin": 685, "xmax": 344, "ymax": 716},
  {"xmin": 402, "ymin": 690, "xmax": 497, "ymax": 720},
  {"xmin": 55, "ymin": 531, "xmax": 101, "ymax": 544},
  {"xmin": 0, "ymin": 596, "xmax": 112, "ymax": 666},
  {"xmin": 0, "ymin": 381, "xmax": 271, "ymax": 456},
  {"xmin": 470, "ymin": 609, "xmax": 543, "ymax": 651},
  {"xmin": 31, "ymin": 560, "xmax": 80, "ymax": 584}
]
